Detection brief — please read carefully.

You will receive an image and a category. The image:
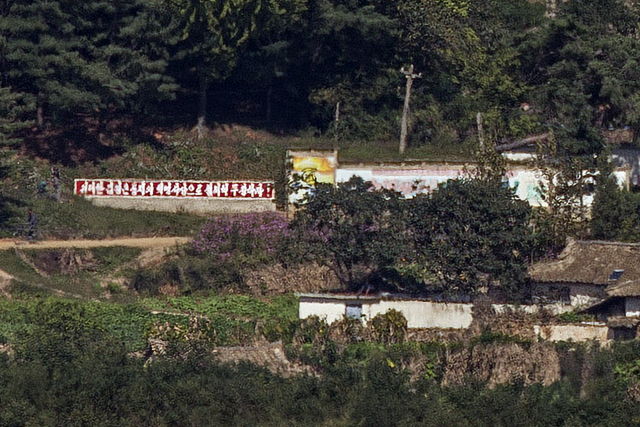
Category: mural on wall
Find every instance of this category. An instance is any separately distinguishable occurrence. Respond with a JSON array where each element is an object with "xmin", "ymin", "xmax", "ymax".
[
  {"xmin": 336, "ymin": 166, "xmax": 466, "ymax": 199},
  {"xmin": 287, "ymin": 150, "xmax": 337, "ymax": 204},
  {"xmin": 369, "ymin": 168, "xmax": 464, "ymax": 198},
  {"xmin": 506, "ymin": 169, "xmax": 545, "ymax": 206},
  {"xmin": 288, "ymin": 149, "xmax": 626, "ymax": 207},
  {"xmin": 336, "ymin": 164, "xmax": 556, "ymax": 205}
]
